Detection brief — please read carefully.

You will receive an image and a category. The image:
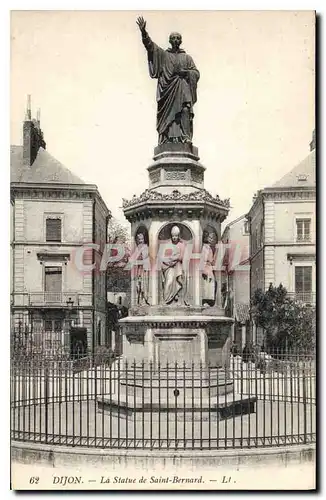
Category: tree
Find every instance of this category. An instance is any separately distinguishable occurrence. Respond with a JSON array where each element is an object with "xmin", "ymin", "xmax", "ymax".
[
  {"xmin": 251, "ymin": 283, "xmax": 316, "ymax": 353},
  {"xmin": 107, "ymin": 217, "xmax": 130, "ymax": 244},
  {"xmin": 106, "ymin": 218, "xmax": 131, "ymax": 296}
]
